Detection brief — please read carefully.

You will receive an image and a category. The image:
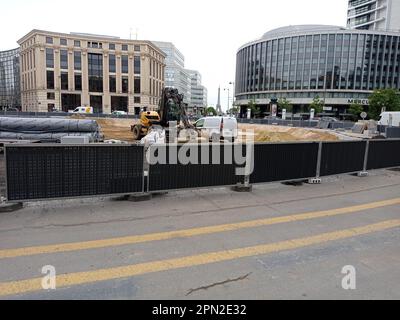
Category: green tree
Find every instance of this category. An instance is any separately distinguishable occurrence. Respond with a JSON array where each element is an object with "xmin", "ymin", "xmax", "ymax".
[
  {"xmin": 278, "ymin": 98, "xmax": 293, "ymax": 113},
  {"xmin": 205, "ymin": 107, "xmax": 217, "ymax": 116},
  {"xmin": 368, "ymin": 89, "xmax": 400, "ymax": 120},
  {"xmin": 348, "ymin": 103, "xmax": 364, "ymax": 121},
  {"xmin": 227, "ymin": 106, "xmax": 239, "ymax": 116},
  {"xmin": 309, "ymin": 96, "xmax": 324, "ymax": 114},
  {"xmin": 248, "ymin": 99, "xmax": 260, "ymax": 118}
]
